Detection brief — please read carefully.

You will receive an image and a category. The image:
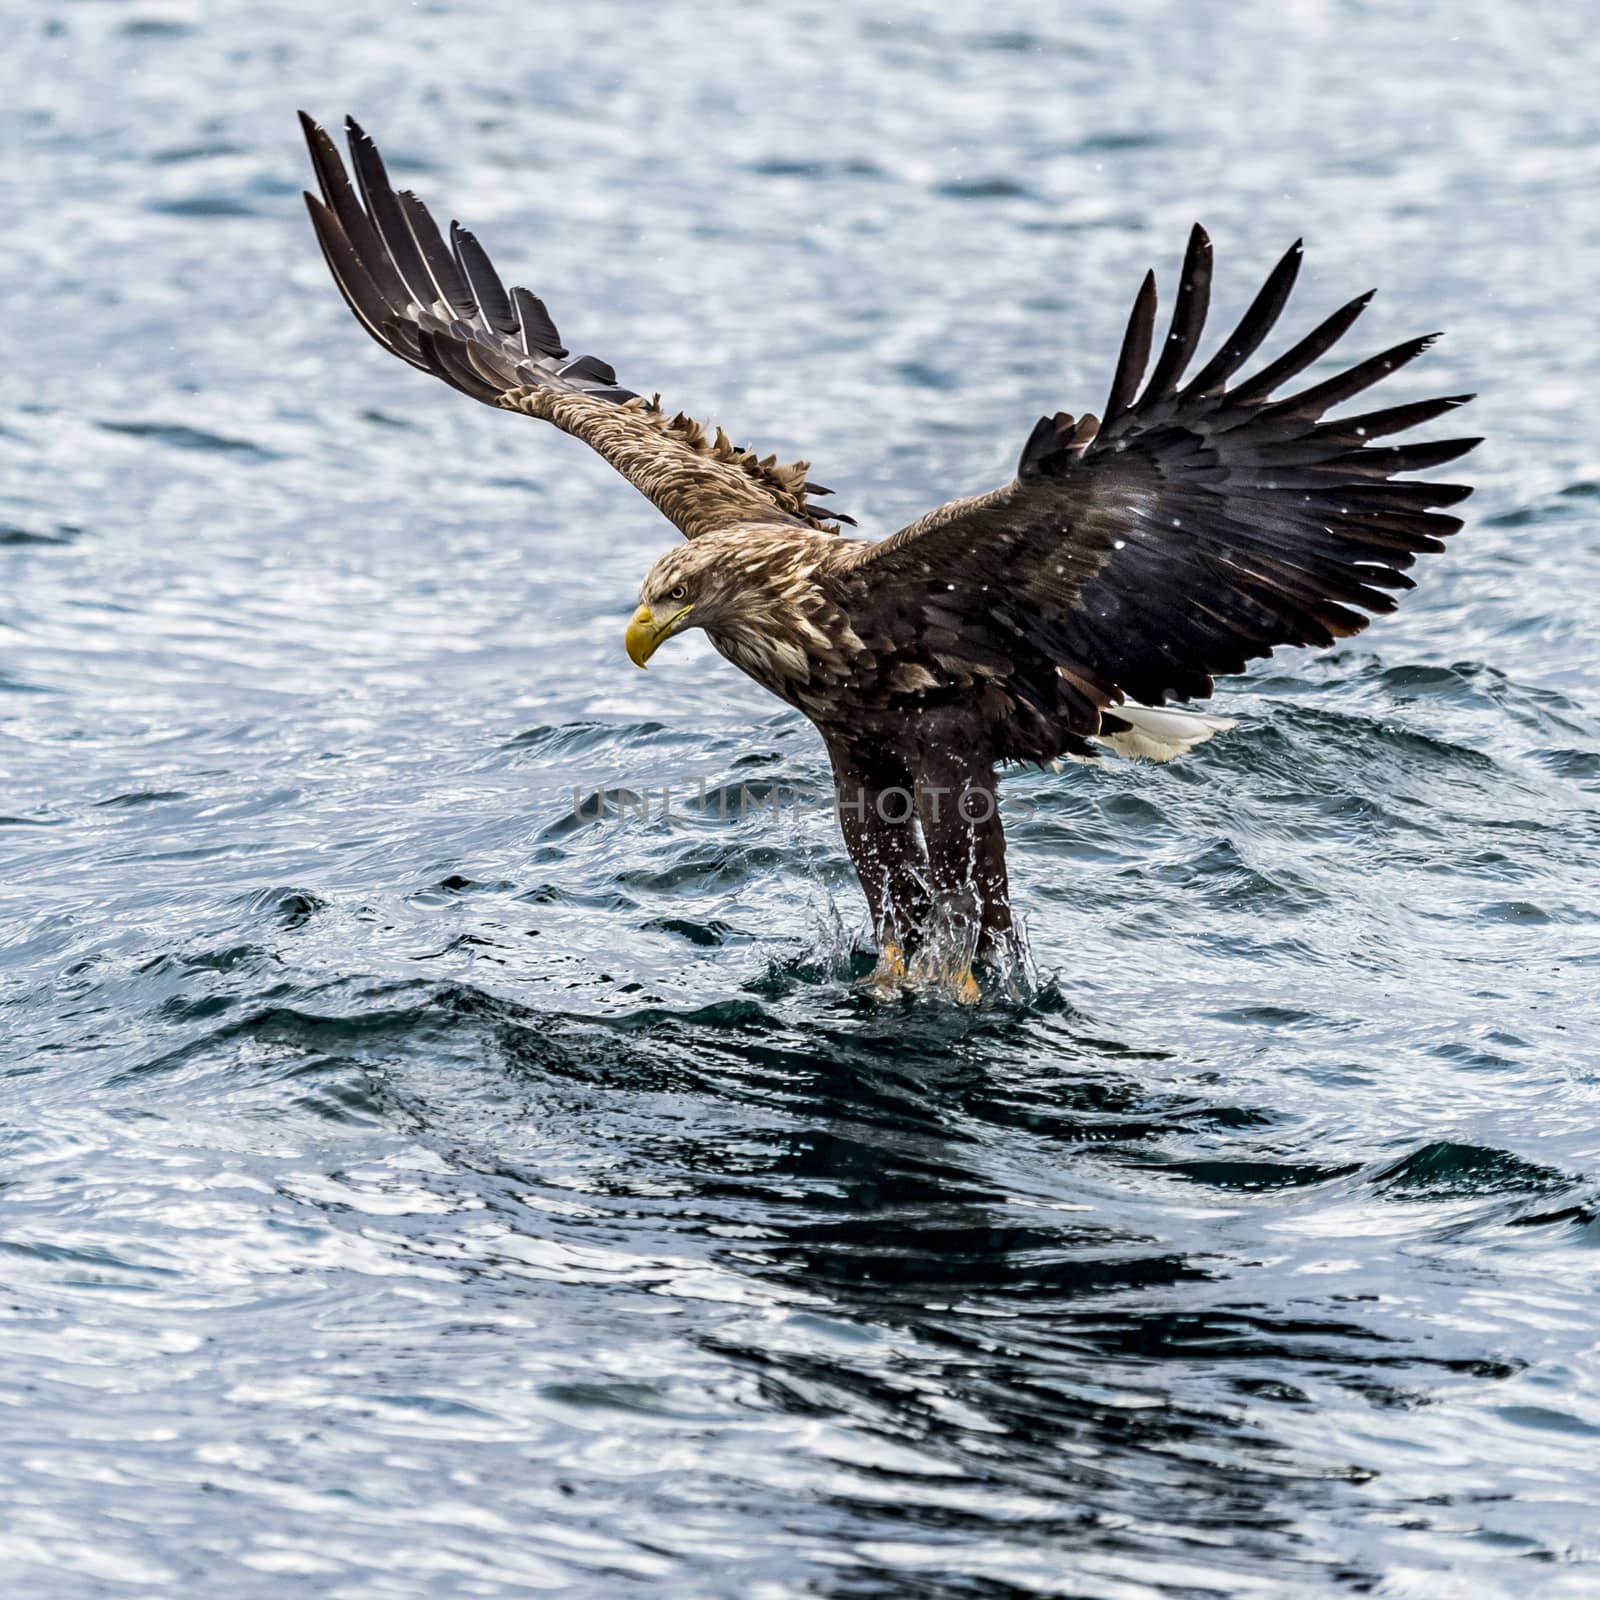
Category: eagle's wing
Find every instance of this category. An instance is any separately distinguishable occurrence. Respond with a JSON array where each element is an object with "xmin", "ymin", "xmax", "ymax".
[
  {"xmin": 850, "ymin": 226, "xmax": 1477, "ymax": 730},
  {"xmin": 299, "ymin": 114, "xmax": 848, "ymax": 539}
]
